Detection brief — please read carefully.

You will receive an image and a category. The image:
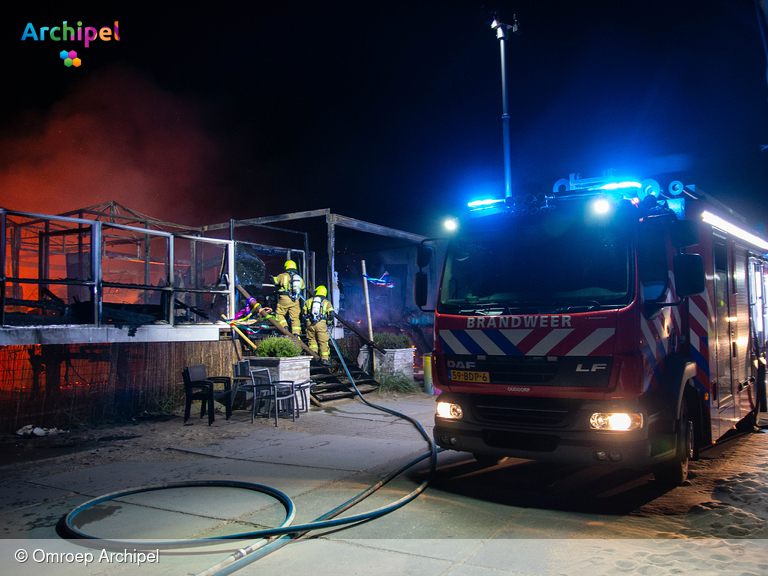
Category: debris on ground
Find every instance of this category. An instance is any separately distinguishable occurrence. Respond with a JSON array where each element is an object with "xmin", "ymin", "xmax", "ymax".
[{"xmin": 15, "ymin": 425, "xmax": 68, "ymax": 437}]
